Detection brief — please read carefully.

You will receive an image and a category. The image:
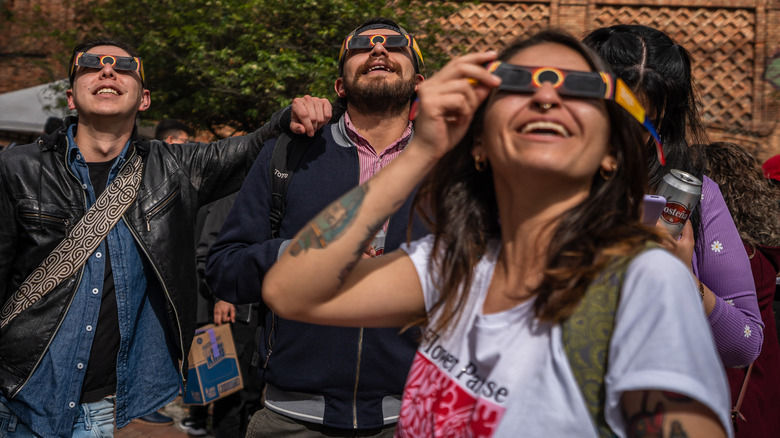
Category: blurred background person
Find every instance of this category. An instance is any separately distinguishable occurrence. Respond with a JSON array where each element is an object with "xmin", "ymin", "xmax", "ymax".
[
  {"xmin": 703, "ymin": 141, "xmax": 780, "ymax": 437},
  {"xmin": 179, "ymin": 190, "xmax": 262, "ymax": 437},
  {"xmin": 762, "ymin": 154, "xmax": 780, "ymax": 341},
  {"xmin": 155, "ymin": 118, "xmax": 193, "ymax": 144}
]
